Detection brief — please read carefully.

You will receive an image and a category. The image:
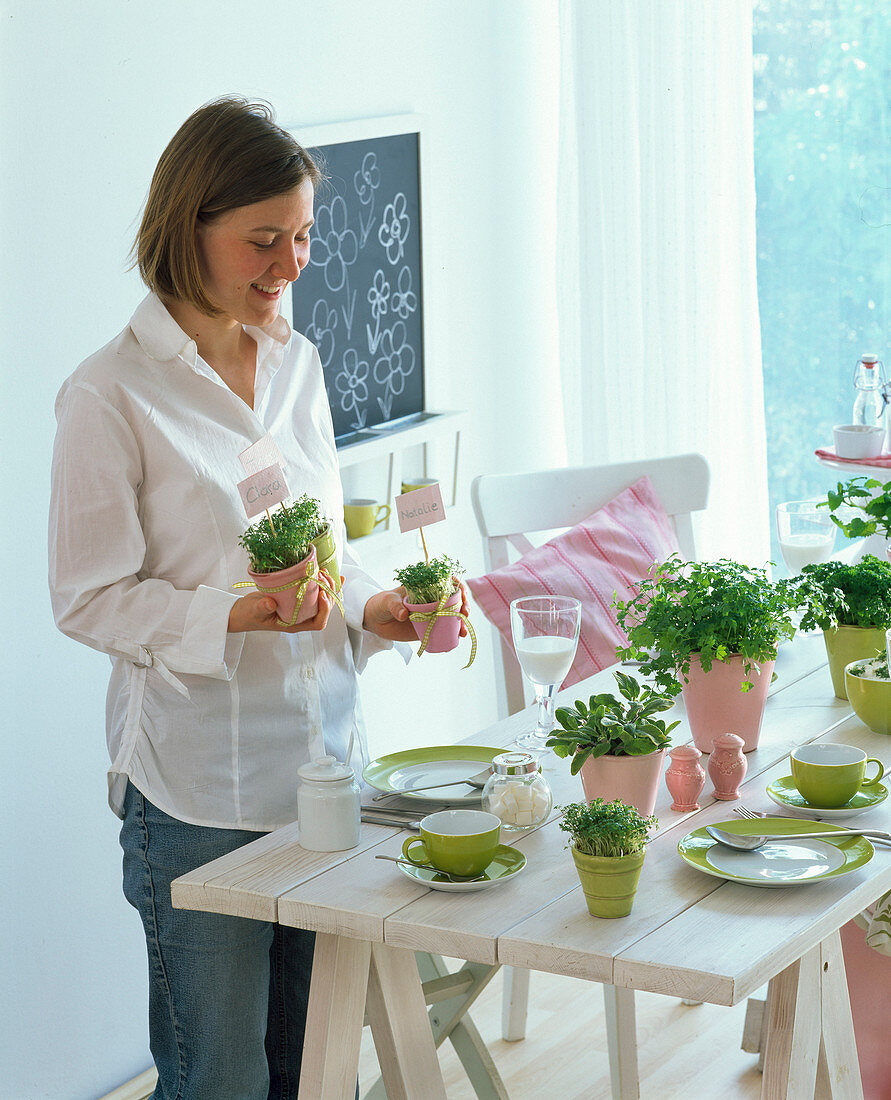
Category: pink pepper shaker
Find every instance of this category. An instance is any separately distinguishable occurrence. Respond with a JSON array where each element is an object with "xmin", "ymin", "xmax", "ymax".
[
  {"xmin": 708, "ymin": 733, "xmax": 747, "ymax": 800},
  {"xmin": 665, "ymin": 745, "xmax": 707, "ymax": 811}
]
